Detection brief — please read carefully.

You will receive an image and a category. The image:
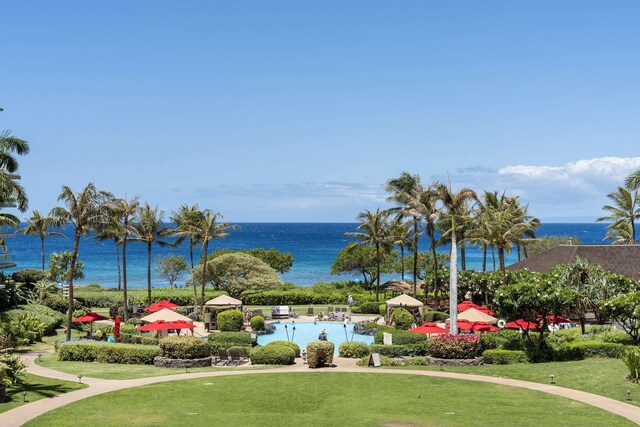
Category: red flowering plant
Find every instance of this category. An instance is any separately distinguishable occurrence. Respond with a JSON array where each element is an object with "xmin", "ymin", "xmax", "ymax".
[{"xmin": 426, "ymin": 334, "xmax": 480, "ymax": 359}]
